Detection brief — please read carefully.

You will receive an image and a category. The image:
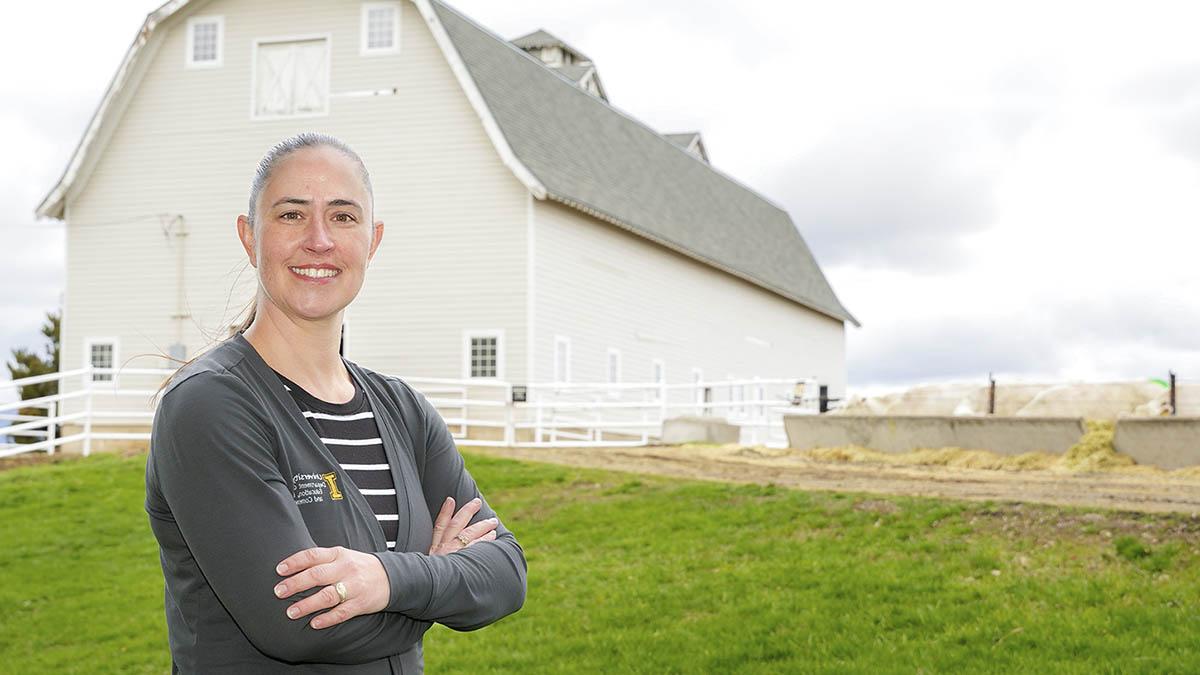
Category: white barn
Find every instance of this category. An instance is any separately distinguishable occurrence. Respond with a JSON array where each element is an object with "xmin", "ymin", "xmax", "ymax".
[{"xmin": 36, "ymin": 0, "xmax": 858, "ymax": 444}]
